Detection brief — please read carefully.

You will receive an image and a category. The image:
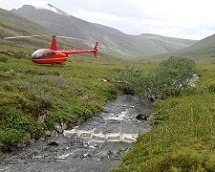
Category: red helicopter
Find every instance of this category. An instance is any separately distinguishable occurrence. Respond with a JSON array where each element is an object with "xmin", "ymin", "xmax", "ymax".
[{"xmin": 4, "ymin": 35, "xmax": 98, "ymax": 64}]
